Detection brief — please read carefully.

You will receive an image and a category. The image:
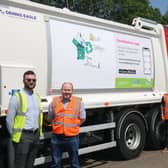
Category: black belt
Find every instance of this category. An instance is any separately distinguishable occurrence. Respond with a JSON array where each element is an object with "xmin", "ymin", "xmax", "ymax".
[
  {"xmin": 54, "ymin": 134, "xmax": 77, "ymax": 138},
  {"xmin": 22, "ymin": 129, "xmax": 38, "ymax": 134}
]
